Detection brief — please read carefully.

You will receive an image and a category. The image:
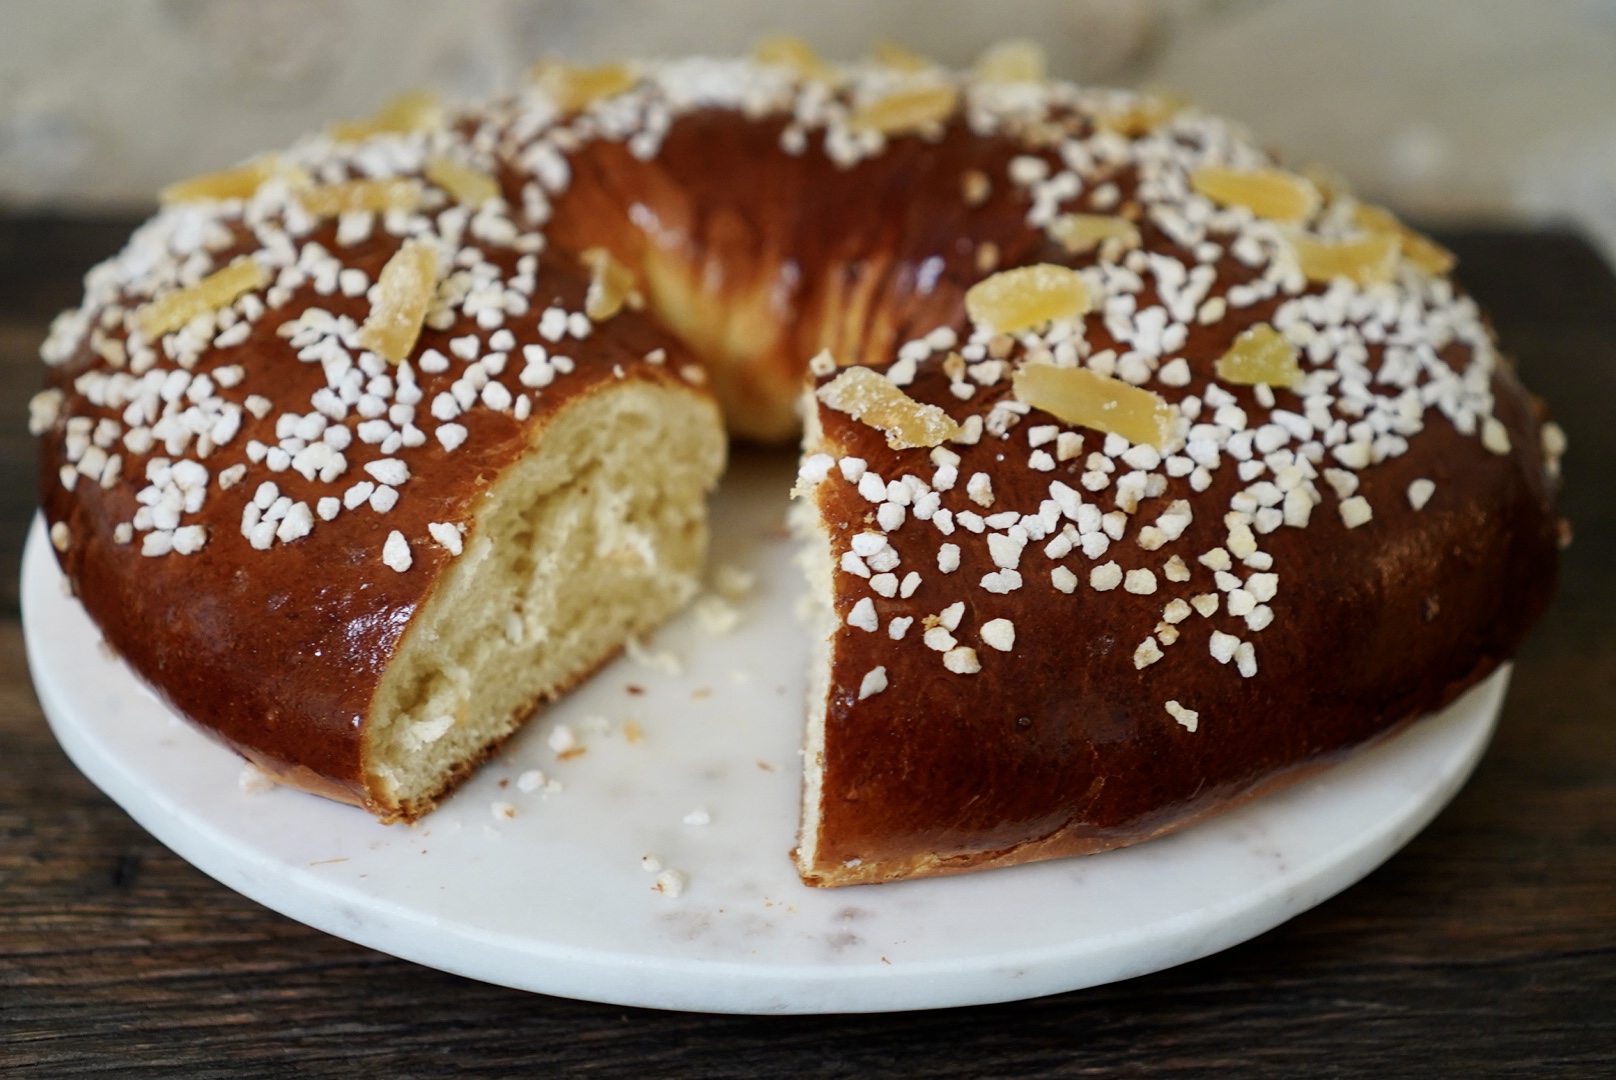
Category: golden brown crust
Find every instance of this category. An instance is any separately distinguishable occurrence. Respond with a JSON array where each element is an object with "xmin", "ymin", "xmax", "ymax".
[{"xmin": 35, "ymin": 56, "xmax": 1560, "ymax": 883}]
